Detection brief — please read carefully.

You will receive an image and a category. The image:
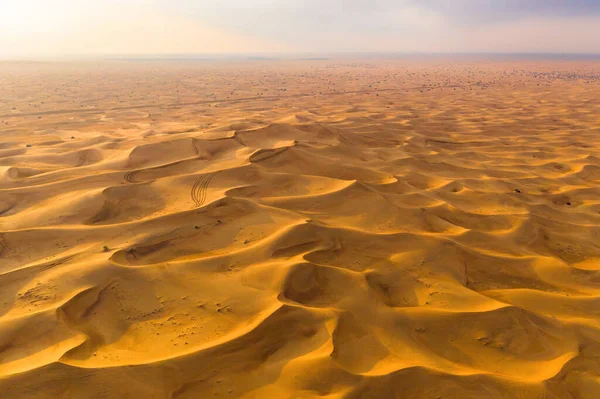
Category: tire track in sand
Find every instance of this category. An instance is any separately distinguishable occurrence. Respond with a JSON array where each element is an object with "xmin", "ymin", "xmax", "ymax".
[
  {"xmin": 192, "ymin": 138, "xmax": 201, "ymax": 157},
  {"xmin": 191, "ymin": 172, "xmax": 220, "ymax": 208},
  {"xmin": 0, "ymin": 234, "xmax": 8, "ymax": 257},
  {"xmin": 124, "ymin": 170, "xmax": 141, "ymax": 184}
]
